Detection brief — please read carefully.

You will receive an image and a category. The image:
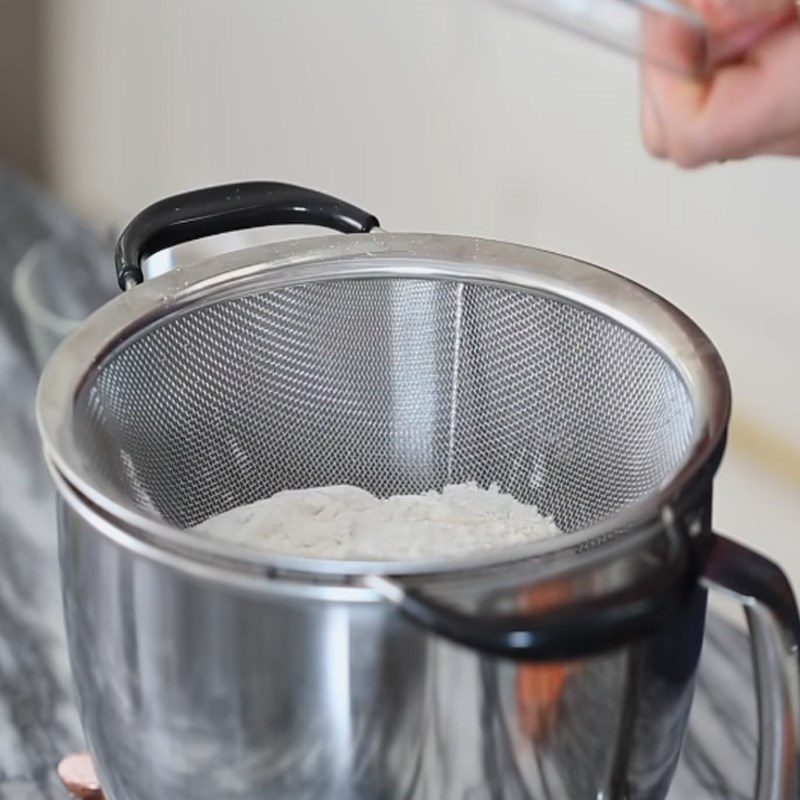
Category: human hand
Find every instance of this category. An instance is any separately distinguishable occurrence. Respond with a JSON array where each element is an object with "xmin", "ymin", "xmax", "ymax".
[{"xmin": 640, "ymin": 0, "xmax": 800, "ymax": 167}]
